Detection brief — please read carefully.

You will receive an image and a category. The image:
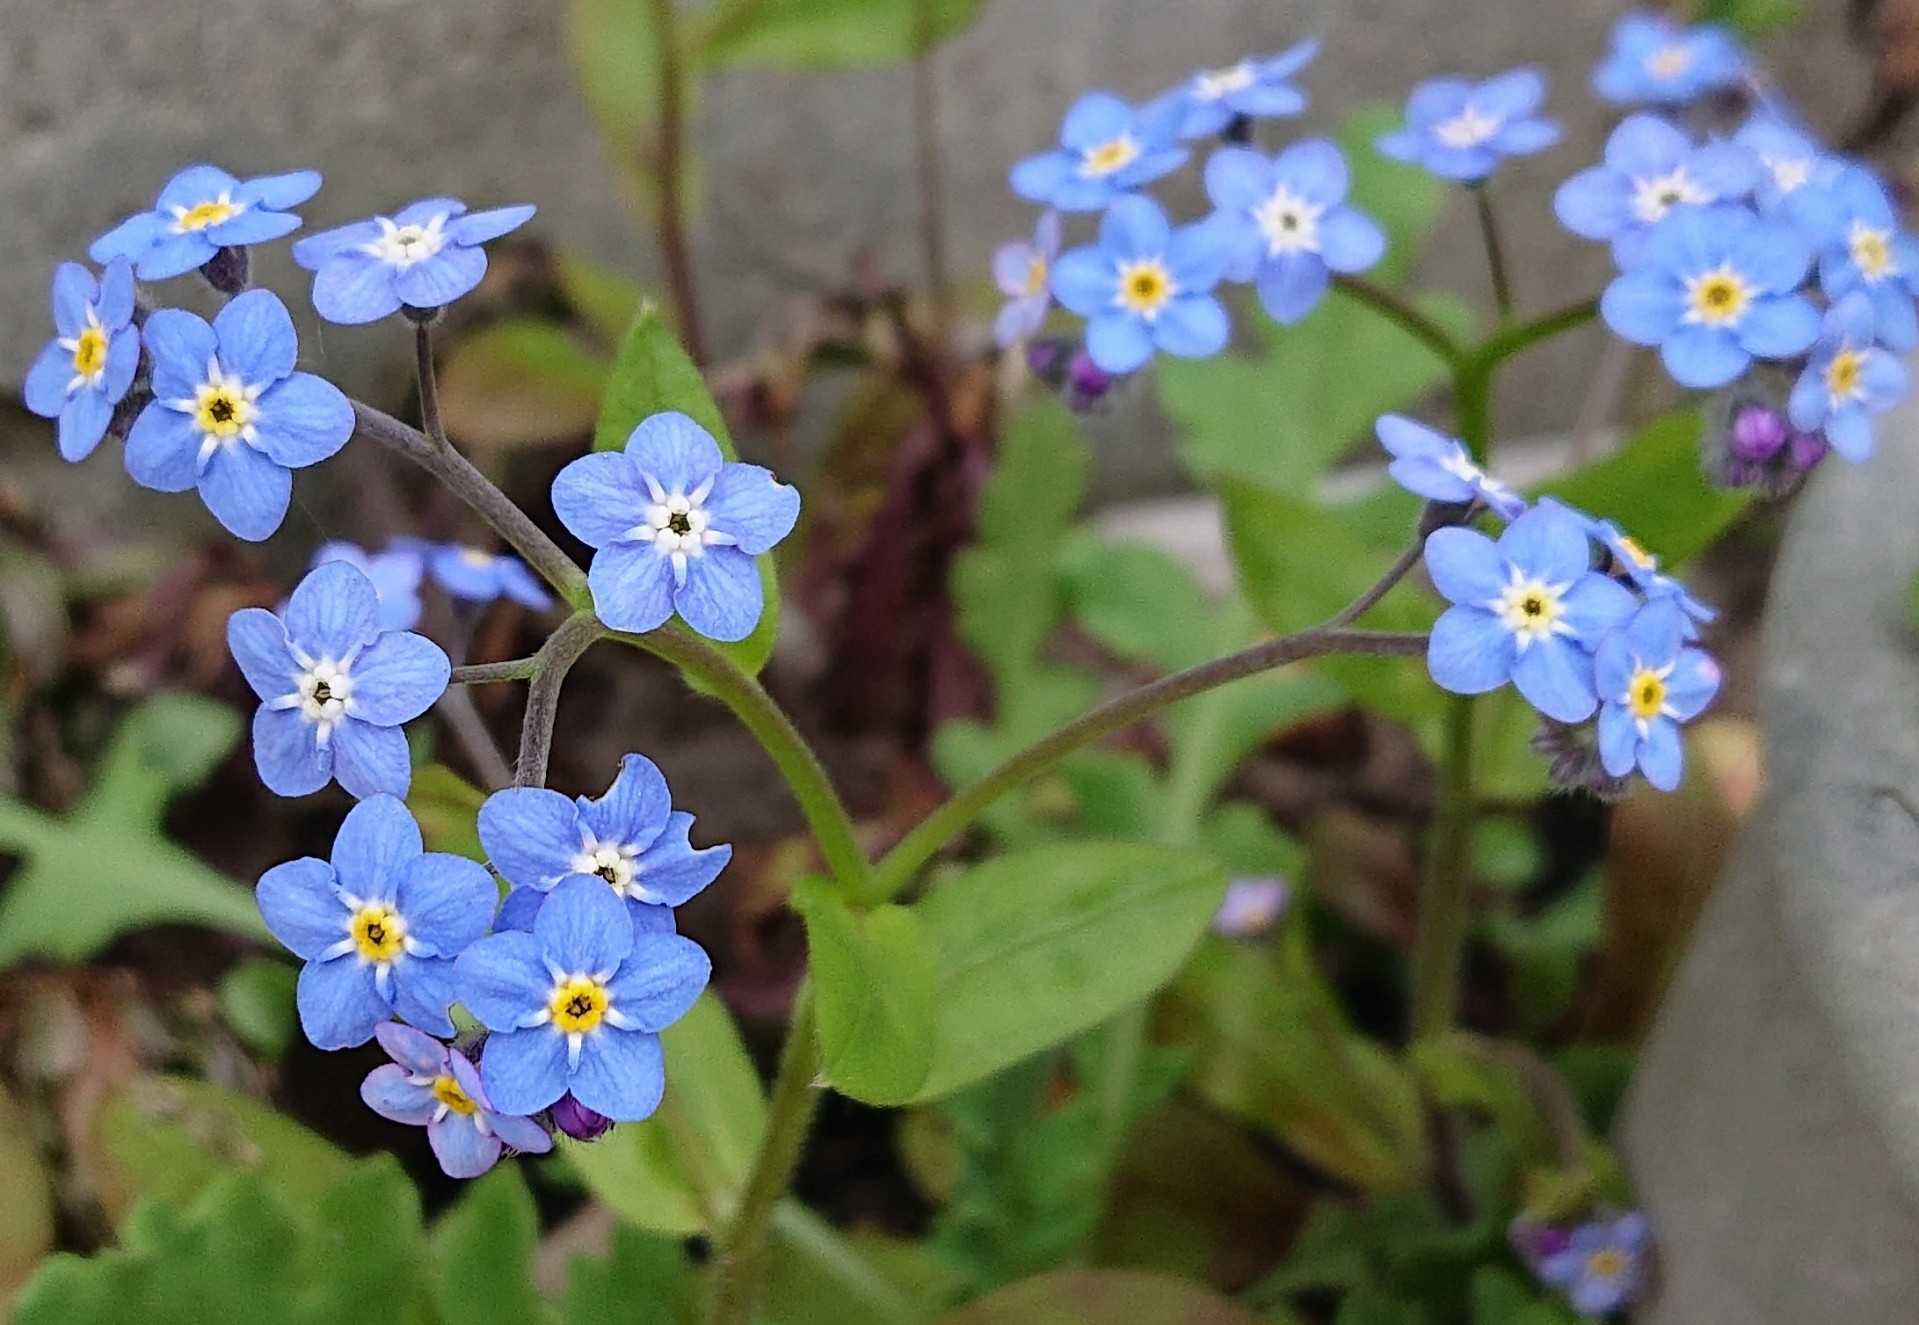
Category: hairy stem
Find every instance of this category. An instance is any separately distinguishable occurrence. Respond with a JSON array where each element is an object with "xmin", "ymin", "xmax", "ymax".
[
  {"xmin": 1333, "ymin": 274, "xmax": 1464, "ymax": 368},
  {"xmin": 1472, "ymin": 184, "xmax": 1514, "ymax": 320},
  {"xmin": 515, "ymin": 611, "xmax": 603, "ymax": 787},
  {"xmin": 649, "ymin": 0, "xmax": 708, "ymax": 367},
  {"xmin": 450, "ymin": 656, "xmax": 540, "ymax": 685},
  {"xmin": 415, "ymin": 322, "xmax": 449, "ymax": 449}
]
